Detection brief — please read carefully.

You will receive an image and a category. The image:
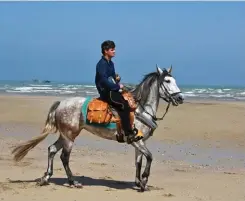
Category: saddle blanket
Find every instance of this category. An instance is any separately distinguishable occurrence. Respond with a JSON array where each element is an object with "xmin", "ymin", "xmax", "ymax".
[{"xmin": 81, "ymin": 96, "xmax": 117, "ymax": 129}]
